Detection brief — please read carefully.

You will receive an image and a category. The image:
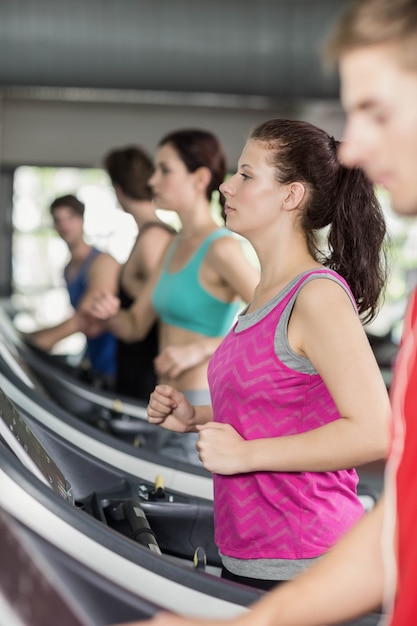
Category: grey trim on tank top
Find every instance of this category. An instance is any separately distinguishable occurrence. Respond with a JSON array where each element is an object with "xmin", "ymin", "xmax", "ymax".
[
  {"xmin": 225, "ymin": 270, "xmax": 356, "ymax": 580},
  {"xmin": 183, "ymin": 389, "xmax": 211, "ymax": 406},
  {"xmin": 221, "ymin": 553, "xmax": 319, "ymax": 581},
  {"xmin": 235, "ymin": 270, "xmax": 356, "ymax": 375}
]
